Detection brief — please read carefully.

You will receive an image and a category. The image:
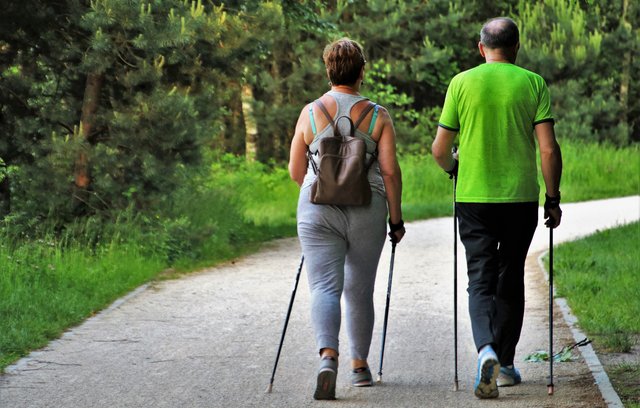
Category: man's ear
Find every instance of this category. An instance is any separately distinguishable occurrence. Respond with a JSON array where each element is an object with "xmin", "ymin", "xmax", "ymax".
[
  {"xmin": 510, "ymin": 42, "xmax": 520, "ymax": 63},
  {"xmin": 478, "ymin": 42, "xmax": 486, "ymax": 58}
]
